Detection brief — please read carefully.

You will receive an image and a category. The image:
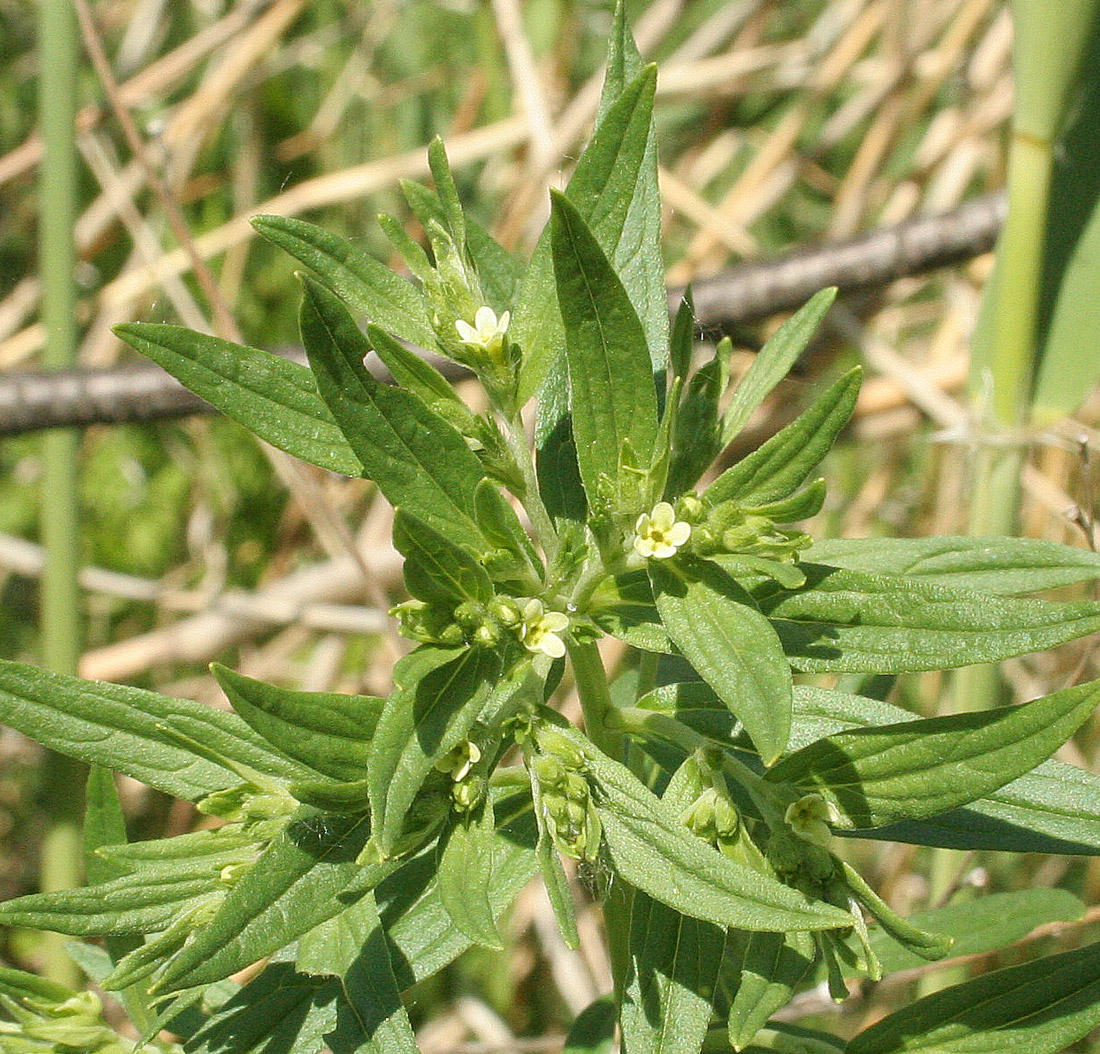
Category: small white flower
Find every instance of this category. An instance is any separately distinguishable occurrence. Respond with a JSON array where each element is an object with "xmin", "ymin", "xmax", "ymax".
[
  {"xmin": 435, "ymin": 740, "xmax": 482, "ymax": 782},
  {"xmin": 519, "ymin": 598, "xmax": 569, "ymax": 658},
  {"xmin": 633, "ymin": 501, "xmax": 691, "ymax": 559},
  {"xmin": 455, "ymin": 306, "xmax": 510, "ymax": 359}
]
